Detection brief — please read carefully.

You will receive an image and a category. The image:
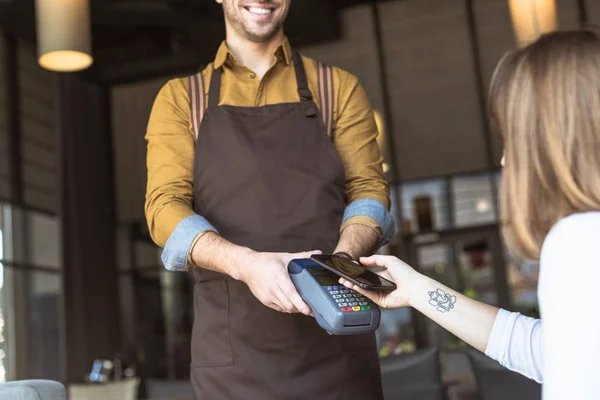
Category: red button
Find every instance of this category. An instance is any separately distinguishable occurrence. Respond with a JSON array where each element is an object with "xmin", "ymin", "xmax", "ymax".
[{"xmin": 341, "ymin": 307, "xmax": 353, "ymax": 312}]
